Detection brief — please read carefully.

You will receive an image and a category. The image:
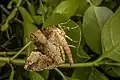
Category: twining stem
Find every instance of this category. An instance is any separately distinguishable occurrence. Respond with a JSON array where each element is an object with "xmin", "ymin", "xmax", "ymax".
[
  {"xmin": 54, "ymin": 68, "xmax": 67, "ymax": 80},
  {"xmin": 0, "ymin": 57, "xmax": 25, "ymax": 65},
  {"xmin": 11, "ymin": 41, "xmax": 32, "ymax": 60},
  {"xmin": 9, "ymin": 63, "xmax": 14, "ymax": 80},
  {"xmin": 1, "ymin": 56, "xmax": 120, "ymax": 68}
]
